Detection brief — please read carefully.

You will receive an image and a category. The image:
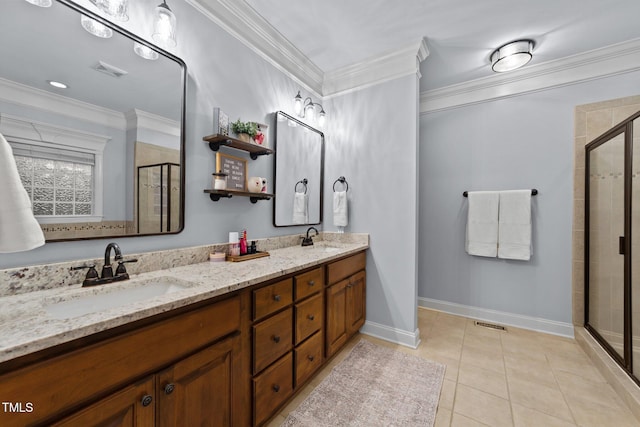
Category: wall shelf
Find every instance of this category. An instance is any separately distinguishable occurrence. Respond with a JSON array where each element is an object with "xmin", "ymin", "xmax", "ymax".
[
  {"xmin": 203, "ymin": 134, "xmax": 274, "ymax": 160},
  {"xmin": 204, "ymin": 189, "xmax": 273, "ymax": 203}
]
